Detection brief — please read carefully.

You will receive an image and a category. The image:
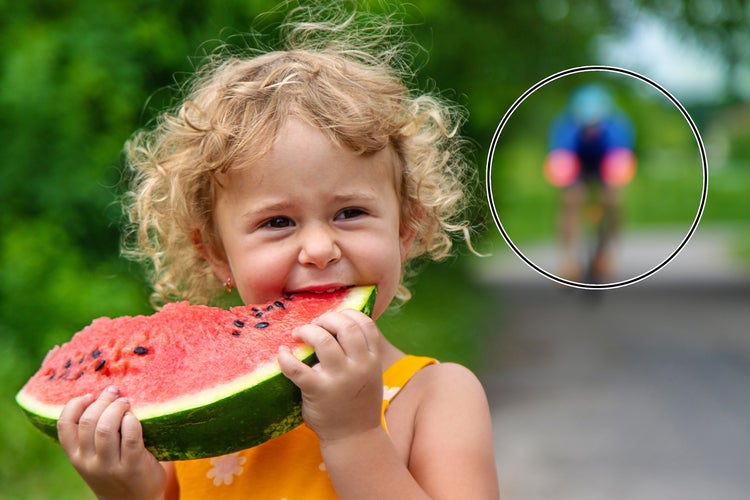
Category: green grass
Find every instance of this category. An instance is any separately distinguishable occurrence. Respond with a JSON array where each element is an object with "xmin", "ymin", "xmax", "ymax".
[{"xmin": 4, "ymin": 255, "xmax": 495, "ymax": 497}]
